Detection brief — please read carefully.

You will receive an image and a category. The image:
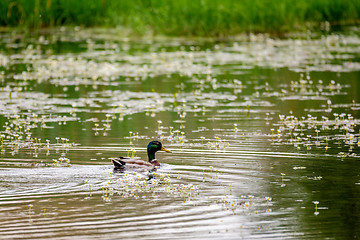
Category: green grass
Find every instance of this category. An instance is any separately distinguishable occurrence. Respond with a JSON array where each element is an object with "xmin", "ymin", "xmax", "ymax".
[{"xmin": 1, "ymin": 0, "xmax": 360, "ymax": 36}]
